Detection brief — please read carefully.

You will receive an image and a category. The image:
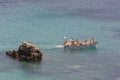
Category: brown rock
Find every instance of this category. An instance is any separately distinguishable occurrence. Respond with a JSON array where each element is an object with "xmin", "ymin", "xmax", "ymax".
[{"xmin": 6, "ymin": 42, "xmax": 43, "ymax": 62}]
